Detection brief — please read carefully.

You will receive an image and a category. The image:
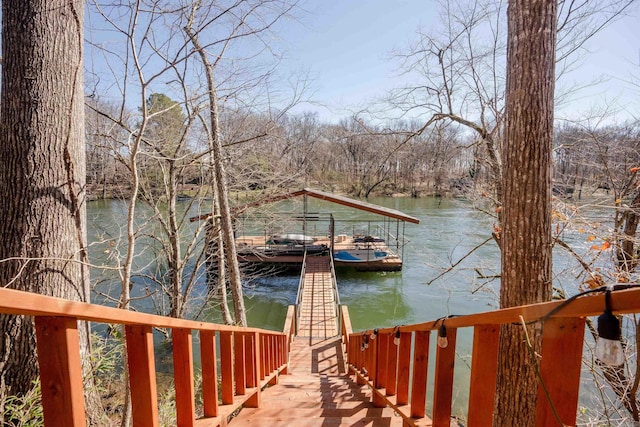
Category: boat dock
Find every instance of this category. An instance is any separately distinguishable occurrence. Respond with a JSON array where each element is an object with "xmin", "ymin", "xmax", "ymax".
[
  {"xmin": 237, "ymin": 234, "xmax": 404, "ymax": 271},
  {"xmin": 190, "ymin": 188, "xmax": 420, "ymax": 272}
]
